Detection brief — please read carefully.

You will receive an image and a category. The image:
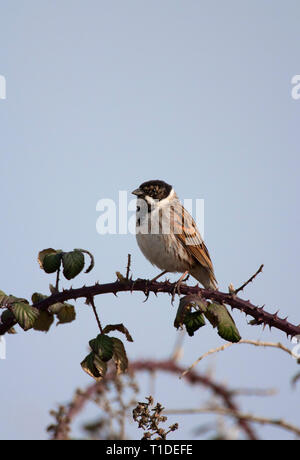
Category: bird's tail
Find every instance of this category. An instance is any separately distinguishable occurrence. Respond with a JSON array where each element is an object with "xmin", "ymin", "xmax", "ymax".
[{"xmin": 190, "ymin": 265, "xmax": 218, "ymax": 290}]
